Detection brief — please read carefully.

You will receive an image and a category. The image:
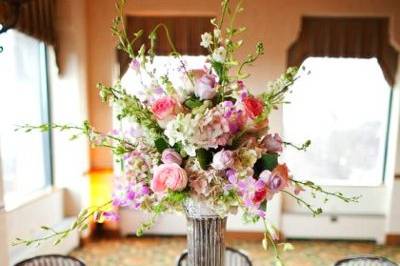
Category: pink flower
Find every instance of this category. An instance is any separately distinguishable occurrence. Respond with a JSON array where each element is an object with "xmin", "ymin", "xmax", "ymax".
[
  {"xmin": 252, "ymin": 186, "xmax": 268, "ymax": 204},
  {"xmin": 161, "ymin": 148, "xmax": 182, "ymax": 165},
  {"xmin": 151, "ymin": 163, "xmax": 188, "ymax": 192},
  {"xmin": 222, "ymin": 104, "xmax": 247, "ymax": 133},
  {"xmin": 238, "ymin": 135, "xmax": 258, "ymax": 148},
  {"xmin": 243, "ymin": 96, "xmax": 264, "ymax": 119},
  {"xmin": 190, "ymin": 178, "xmax": 208, "ymax": 195},
  {"xmin": 294, "ymin": 183, "xmax": 305, "ymax": 195},
  {"xmin": 103, "ymin": 211, "xmax": 120, "ymax": 221},
  {"xmin": 212, "ymin": 149, "xmax": 235, "ymax": 170},
  {"xmin": 129, "ymin": 59, "xmax": 140, "ymax": 72},
  {"xmin": 267, "ymin": 164, "xmax": 290, "ymax": 193},
  {"xmin": 263, "ymin": 133, "xmax": 283, "ymax": 153},
  {"xmin": 195, "ymin": 72, "xmax": 217, "ymax": 100},
  {"xmin": 151, "ymin": 96, "xmax": 179, "ymax": 120}
]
